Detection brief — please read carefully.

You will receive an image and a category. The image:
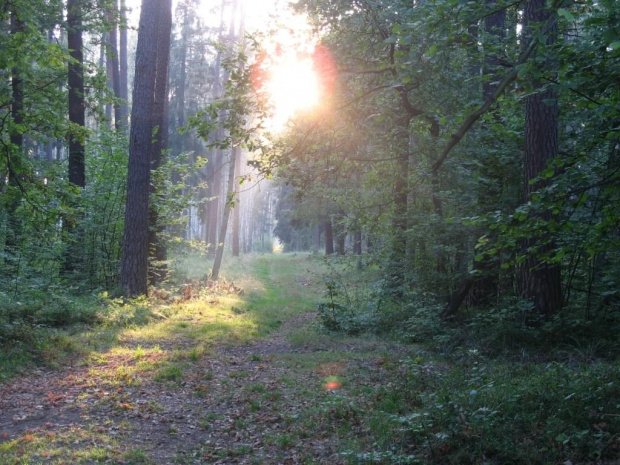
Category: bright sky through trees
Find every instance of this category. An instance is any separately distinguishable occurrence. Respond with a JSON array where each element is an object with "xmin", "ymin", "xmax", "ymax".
[{"xmin": 125, "ymin": 0, "xmax": 321, "ymax": 130}]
